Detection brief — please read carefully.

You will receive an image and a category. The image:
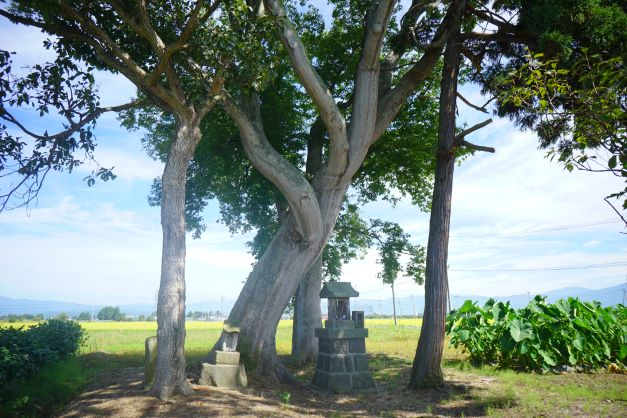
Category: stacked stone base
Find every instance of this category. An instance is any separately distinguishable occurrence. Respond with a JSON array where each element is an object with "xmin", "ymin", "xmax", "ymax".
[
  {"xmin": 312, "ymin": 328, "xmax": 376, "ymax": 393},
  {"xmin": 199, "ymin": 350, "xmax": 247, "ymax": 388}
]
